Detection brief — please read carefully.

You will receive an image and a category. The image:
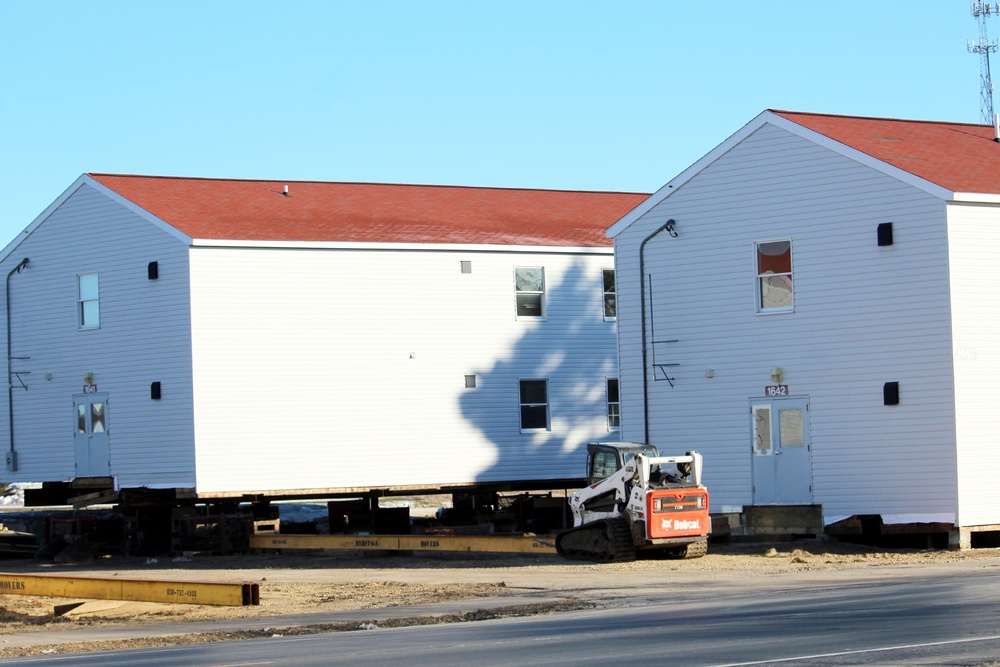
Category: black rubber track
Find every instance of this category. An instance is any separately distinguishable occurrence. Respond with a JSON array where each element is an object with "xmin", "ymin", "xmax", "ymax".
[{"xmin": 555, "ymin": 517, "xmax": 637, "ymax": 563}]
